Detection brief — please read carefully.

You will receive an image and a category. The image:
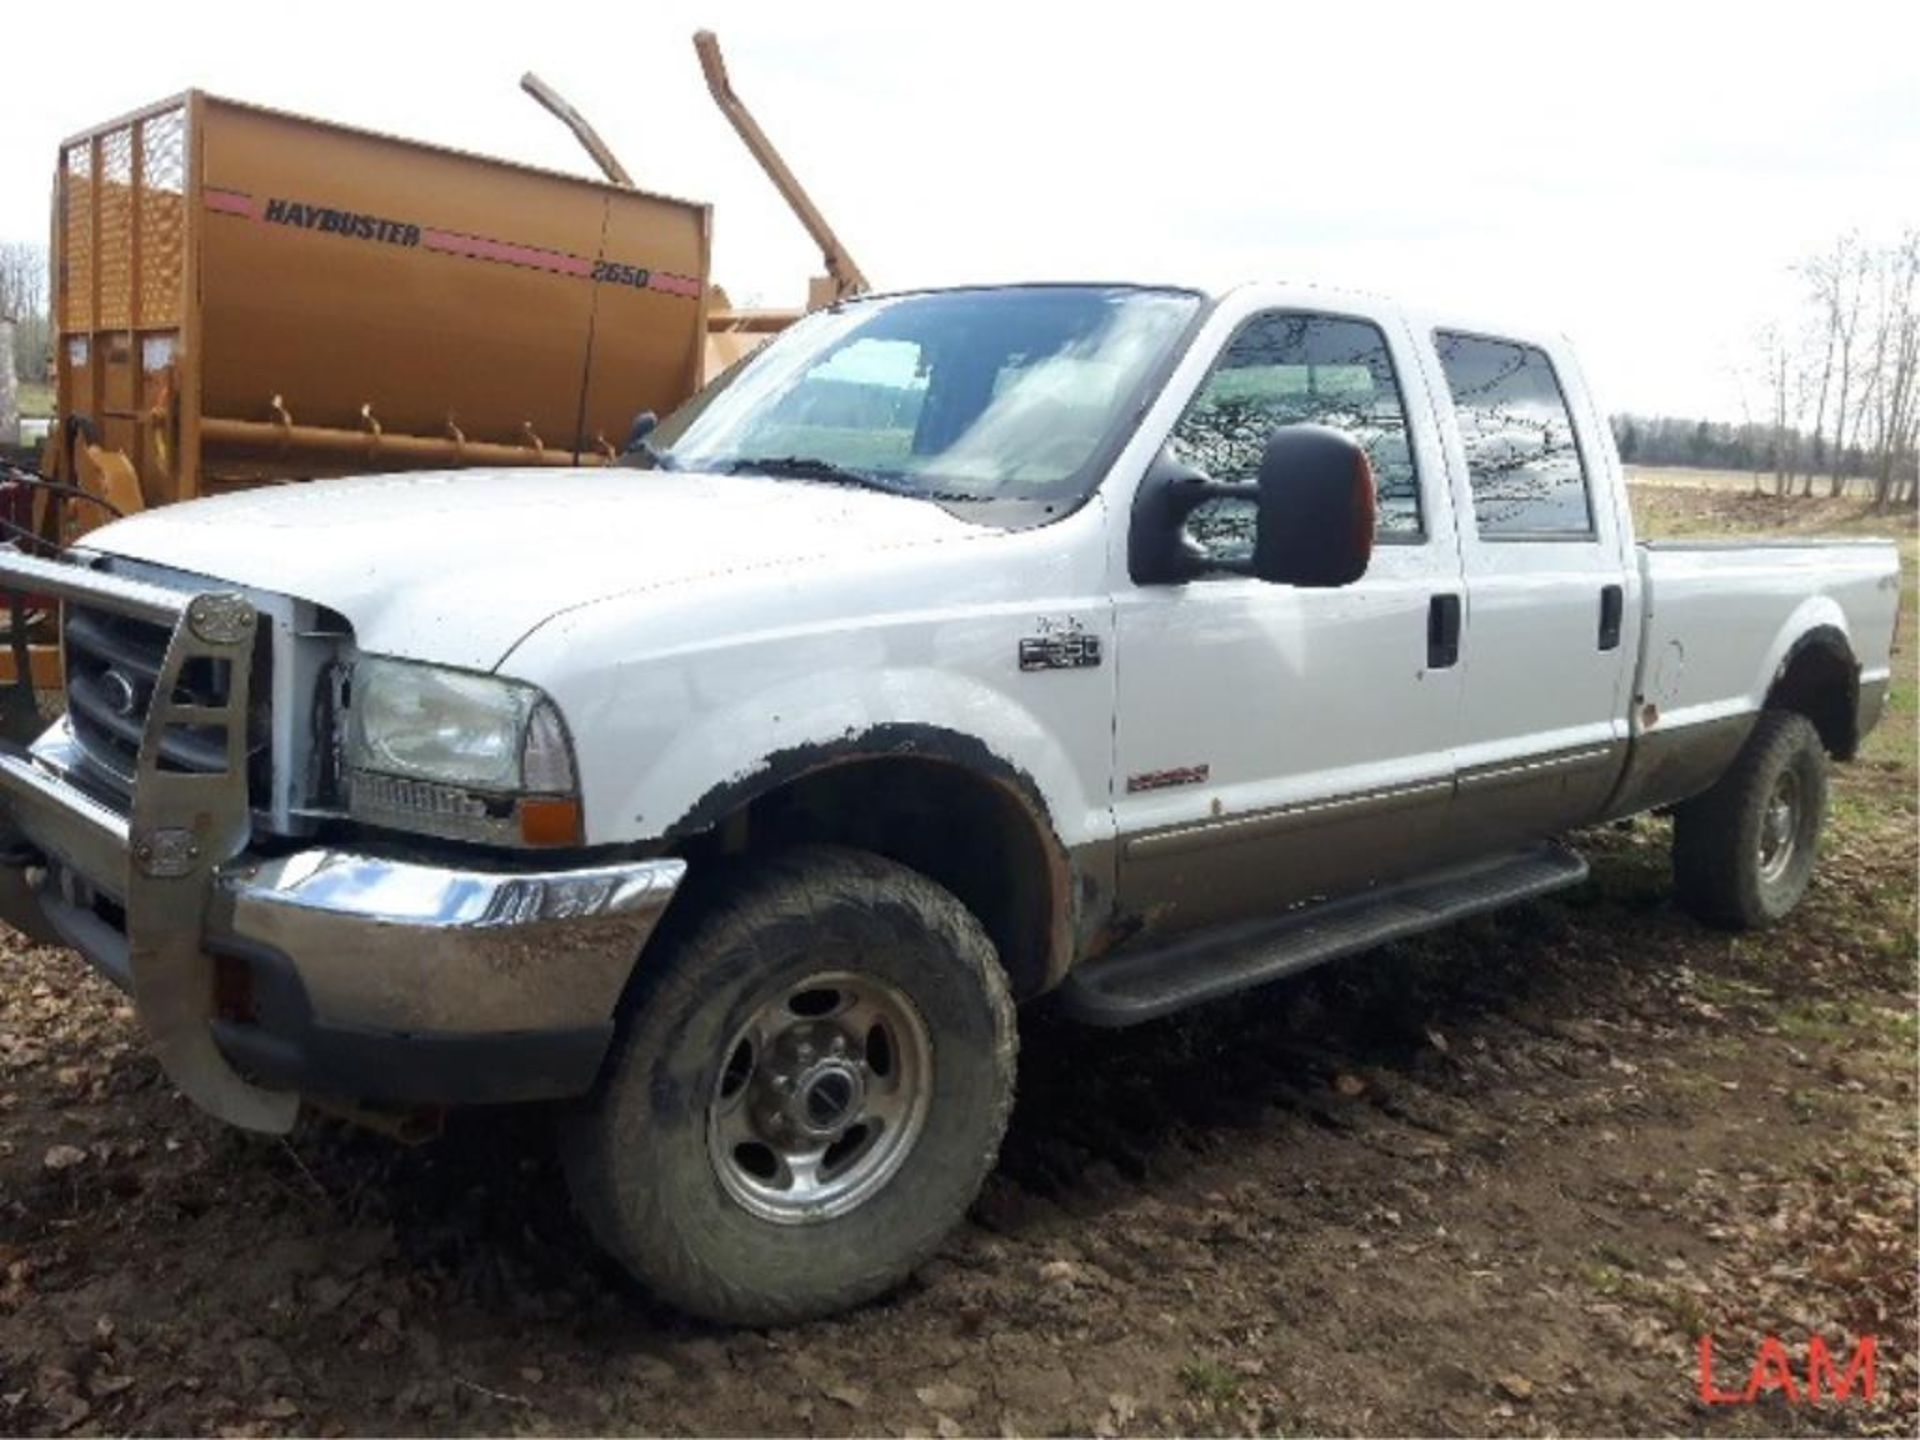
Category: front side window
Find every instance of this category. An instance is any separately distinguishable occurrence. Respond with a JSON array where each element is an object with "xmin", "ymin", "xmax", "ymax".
[
  {"xmin": 1434, "ymin": 332, "xmax": 1593, "ymax": 537},
  {"xmin": 1168, "ymin": 311, "xmax": 1424, "ymax": 560},
  {"xmin": 650, "ymin": 285, "xmax": 1201, "ymax": 510}
]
